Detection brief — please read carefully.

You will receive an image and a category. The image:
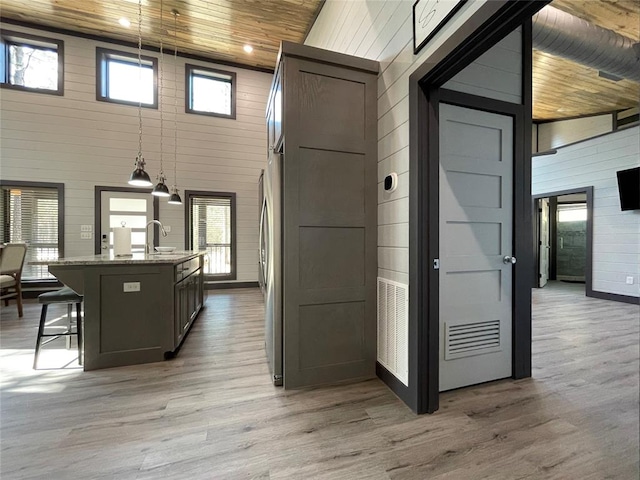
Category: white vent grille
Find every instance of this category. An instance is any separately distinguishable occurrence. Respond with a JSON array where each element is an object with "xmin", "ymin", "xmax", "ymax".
[
  {"xmin": 377, "ymin": 277, "xmax": 408, "ymax": 386},
  {"xmin": 445, "ymin": 320, "xmax": 501, "ymax": 360}
]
